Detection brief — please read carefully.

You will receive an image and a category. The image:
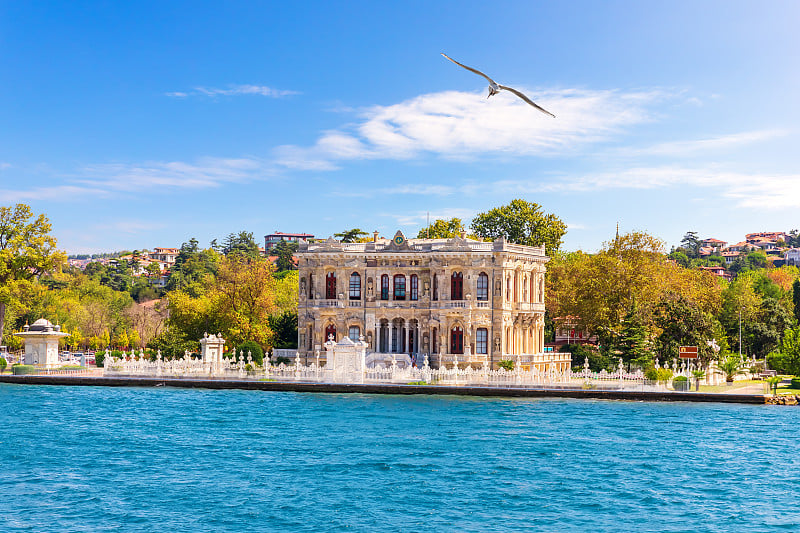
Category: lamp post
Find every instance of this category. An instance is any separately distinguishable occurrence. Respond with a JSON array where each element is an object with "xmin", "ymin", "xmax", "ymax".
[{"xmin": 738, "ymin": 307, "xmax": 742, "ymax": 362}]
